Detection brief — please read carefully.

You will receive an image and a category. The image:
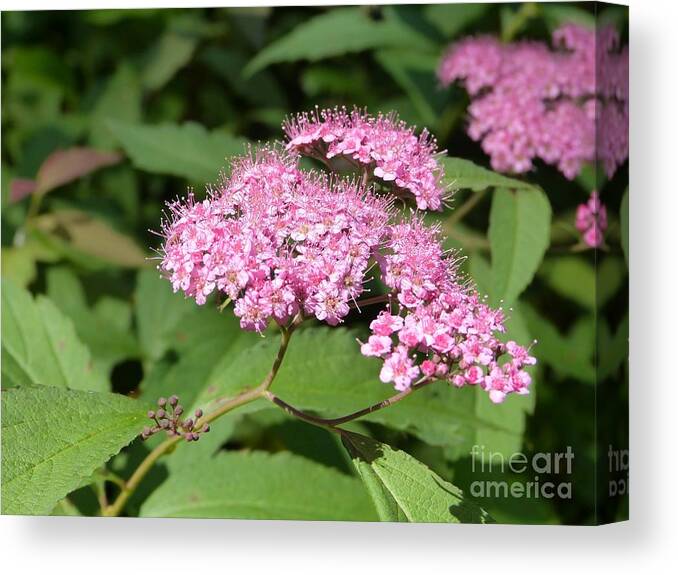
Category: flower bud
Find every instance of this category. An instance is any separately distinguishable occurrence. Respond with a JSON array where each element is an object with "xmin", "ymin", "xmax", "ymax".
[
  {"xmin": 147, "ymin": 410, "xmax": 155, "ymax": 419},
  {"xmin": 157, "ymin": 397, "xmax": 167, "ymax": 407},
  {"xmin": 194, "ymin": 408, "xmax": 203, "ymax": 419},
  {"xmin": 156, "ymin": 409, "xmax": 166, "ymax": 419},
  {"xmin": 169, "ymin": 395, "xmax": 179, "ymax": 407}
]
